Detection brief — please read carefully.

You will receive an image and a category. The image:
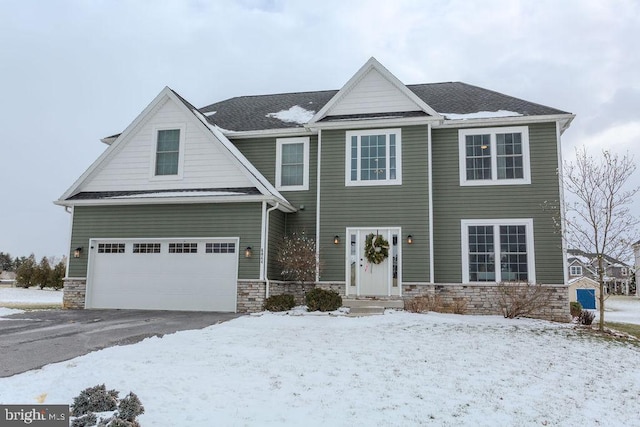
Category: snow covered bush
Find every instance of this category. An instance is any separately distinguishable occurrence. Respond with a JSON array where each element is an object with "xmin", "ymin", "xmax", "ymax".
[
  {"xmin": 497, "ymin": 282, "xmax": 552, "ymax": 319},
  {"xmin": 70, "ymin": 385, "xmax": 144, "ymax": 427},
  {"xmin": 451, "ymin": 298, "xmax": 468, "ymax": 314},
  {"xmin": 264, "ymin": 294, "xmax": 295, "ymax": 312},
  {"xmin": 579, "ymin": 310, "xmax": 595, "ymax": 325},
  {"xmin": 305, "ymin": 288, "xmax": 342, "ymax": 312},
  {"xmin": 71, "ymin": 384, "xmax": 118, "ymax": 417},
  {"xmin": 404, "ymin": 296, "xmax": 430, "ymax": 313},
  {"xmin": 404, "ymin": 295, "xmax": 447, "ymax": 313},
  {"xmin": 275, "ymin": 232, "xmax": 320, "ymax": 282}
]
